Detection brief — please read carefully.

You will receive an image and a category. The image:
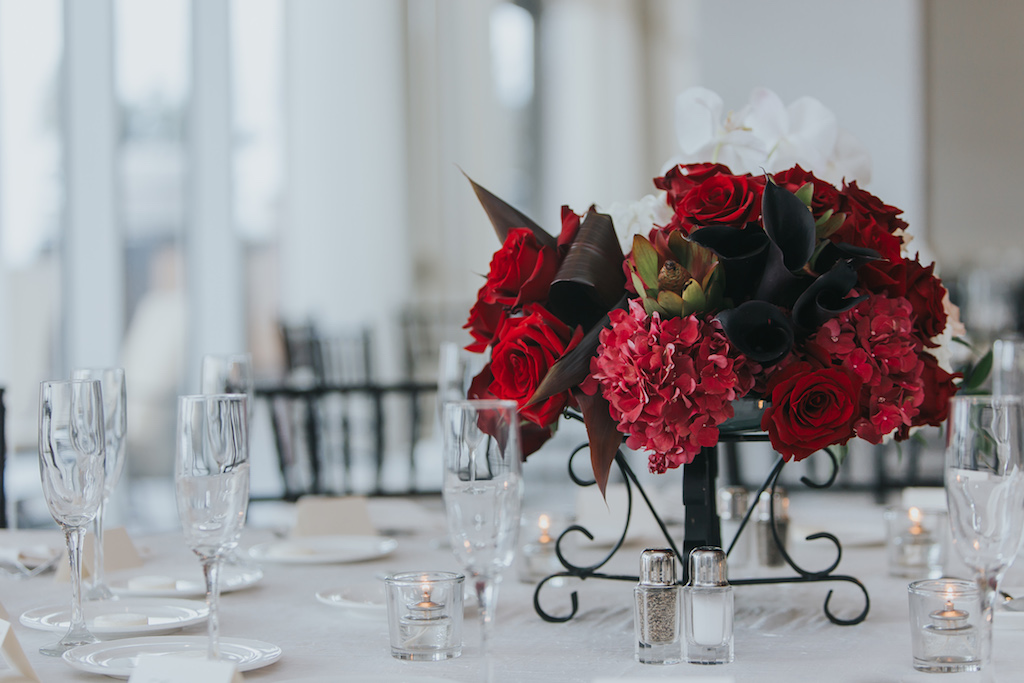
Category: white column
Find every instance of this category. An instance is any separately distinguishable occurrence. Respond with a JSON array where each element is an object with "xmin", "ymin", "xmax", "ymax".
[
  {"xmin": 63, "ymin": 0, "xmax": 122, "ymax": 371},
  {"xmin": 282, "ymin": 0, "xmax": 410, "ymax": 377},
  {"xmin": 186, "ymin": 0, "xmax": 244, "ymax": 389}
]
